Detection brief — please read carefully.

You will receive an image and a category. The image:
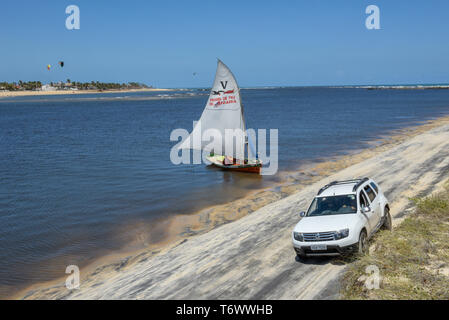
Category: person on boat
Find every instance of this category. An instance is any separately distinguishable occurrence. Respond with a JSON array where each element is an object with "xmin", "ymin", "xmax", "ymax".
[{"xmin": 224, "ymin": 156, "xmax": 233, "ymax": 166}]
